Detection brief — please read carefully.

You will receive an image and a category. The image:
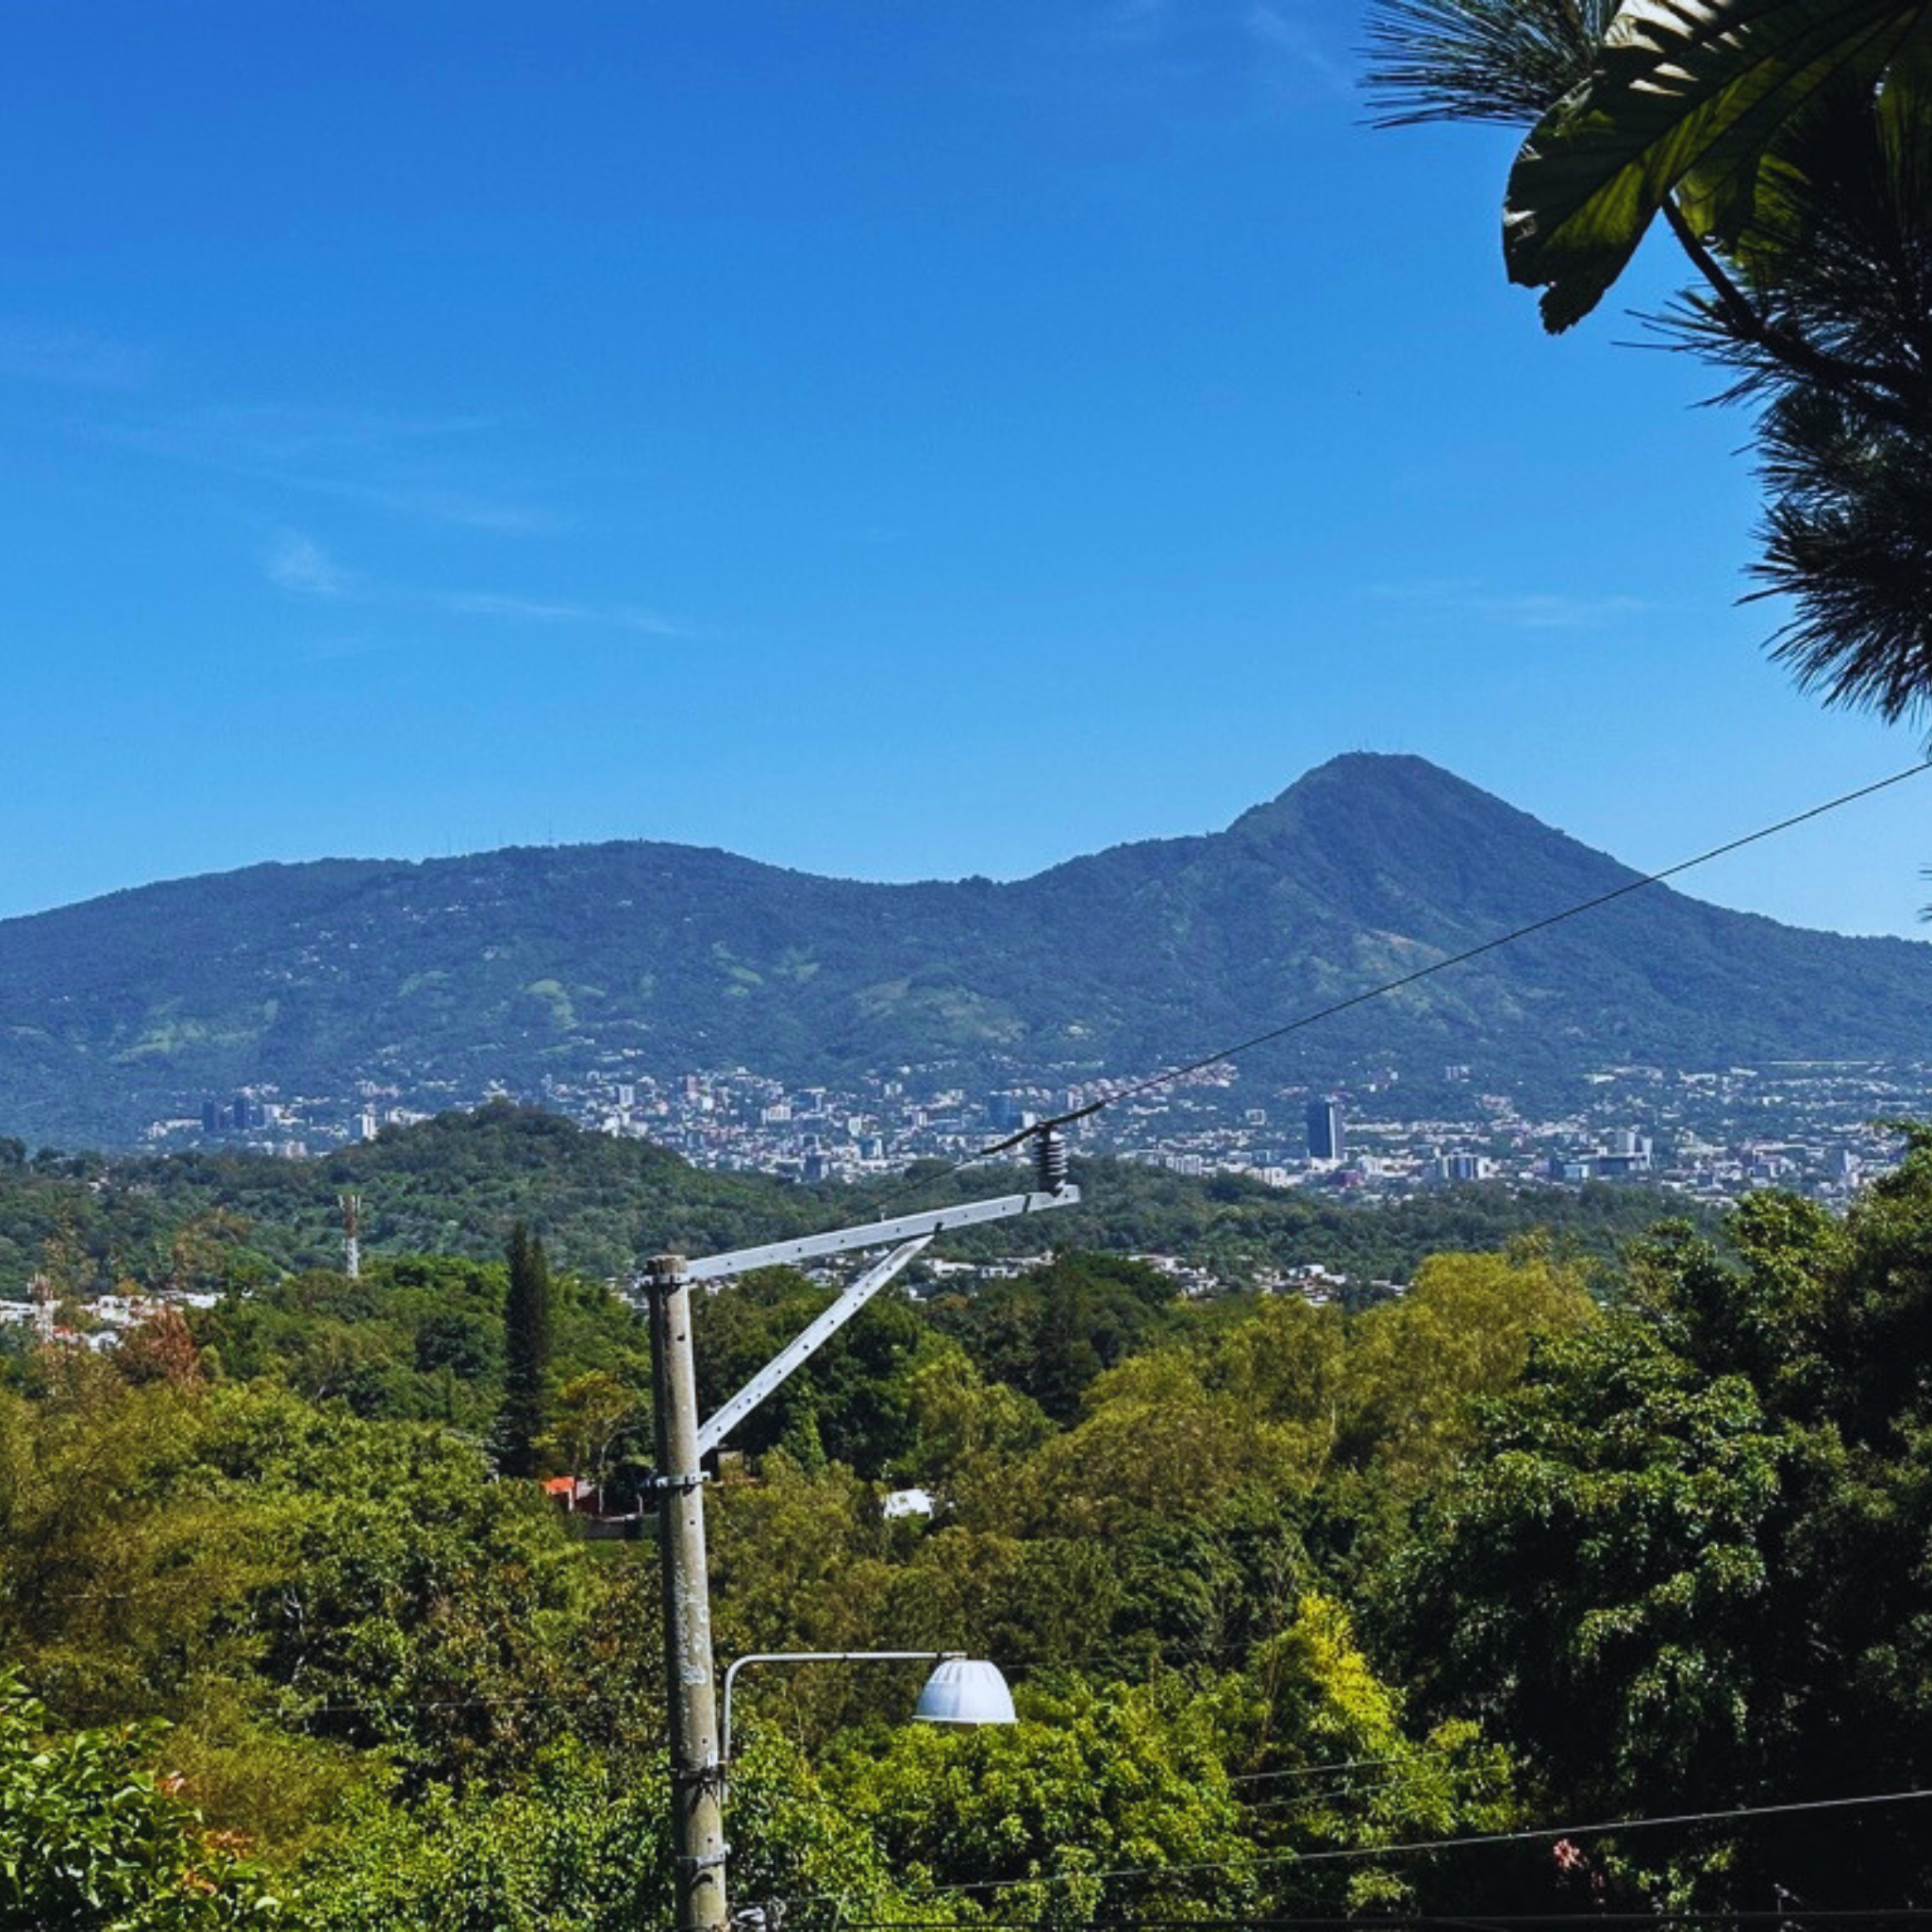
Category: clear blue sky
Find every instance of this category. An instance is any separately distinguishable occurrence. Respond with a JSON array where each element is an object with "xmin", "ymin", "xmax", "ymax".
[{"xmin": 5, "ymin": 0, "xmax": 1928, "ymax": 935}]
